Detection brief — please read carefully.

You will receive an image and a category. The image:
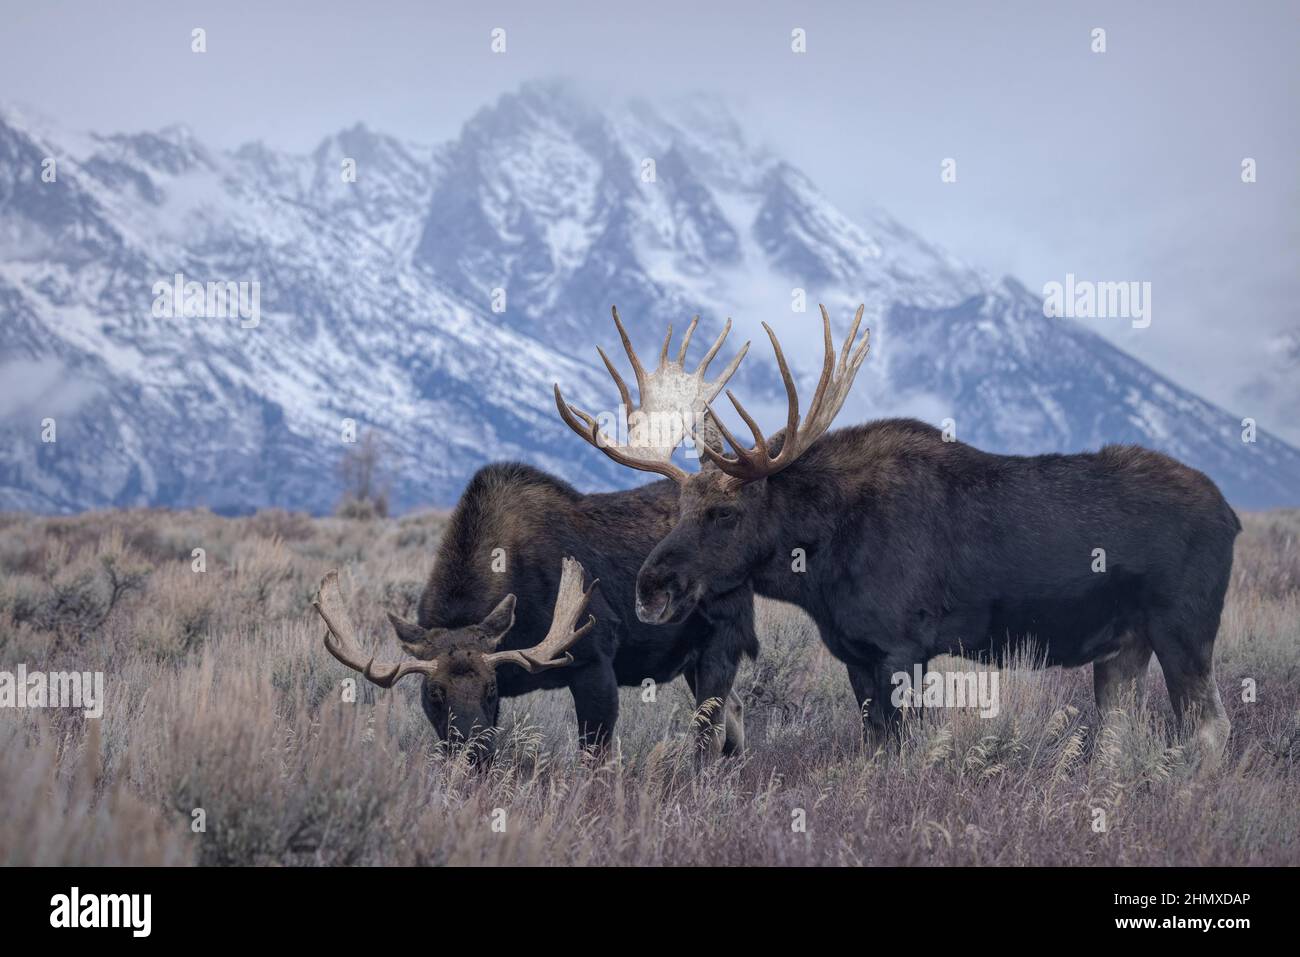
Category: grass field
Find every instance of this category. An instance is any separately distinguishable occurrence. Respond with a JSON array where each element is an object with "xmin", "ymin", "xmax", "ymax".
[{"xmin": 1, "ymin": 506, "xmax": 1297, "ymax": 866}]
